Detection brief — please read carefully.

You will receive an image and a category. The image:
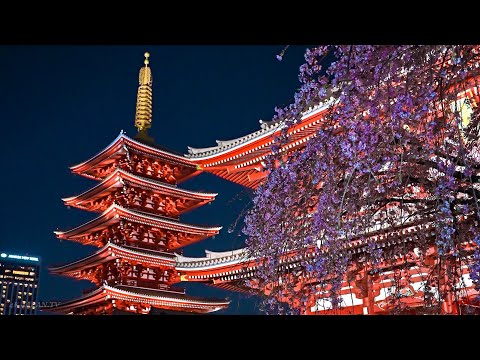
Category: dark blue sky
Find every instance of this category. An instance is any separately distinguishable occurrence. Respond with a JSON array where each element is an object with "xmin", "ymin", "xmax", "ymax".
[{"xmin": 0, "ymin": 45, "xmax": 308, "ymax": 314}]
